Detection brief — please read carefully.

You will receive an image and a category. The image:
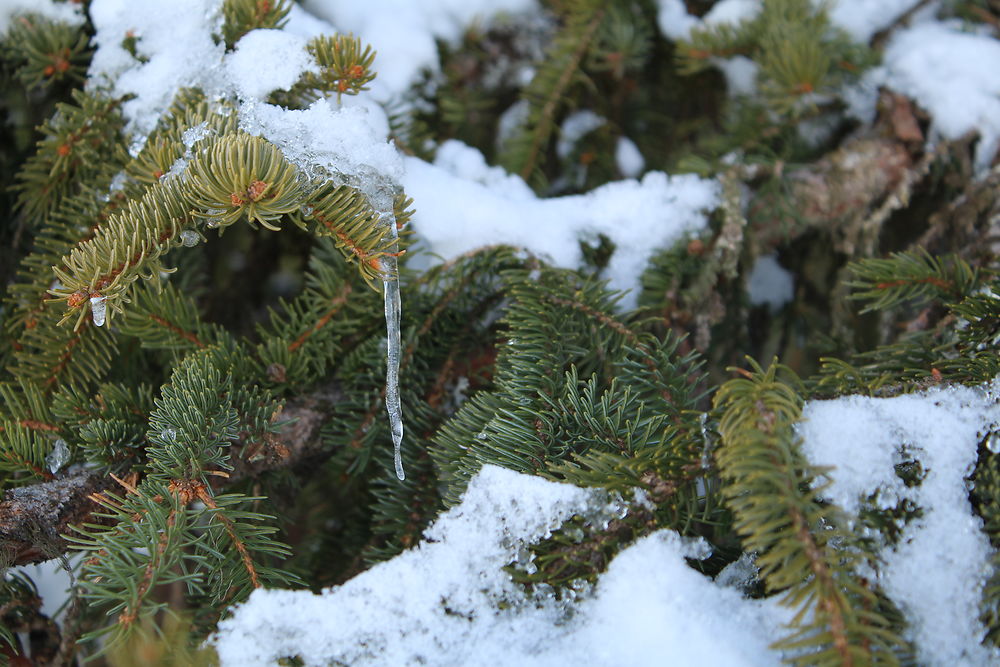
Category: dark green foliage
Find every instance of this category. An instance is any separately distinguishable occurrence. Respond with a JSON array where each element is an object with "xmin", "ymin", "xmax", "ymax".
[
  {"xmin": 2, "ymin": 13, "xmax": 90, "ymax": 89},
  {"xmin": 12, "ymin": 90, "xmax": 127, "ymax": 223},
  {"xmin": 2, "ymin": 2, "xmax": 999, "ymax": 664},
  {"xmin": 676, "ymin": 0, "xmax": 875, "ymax": 116}
]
